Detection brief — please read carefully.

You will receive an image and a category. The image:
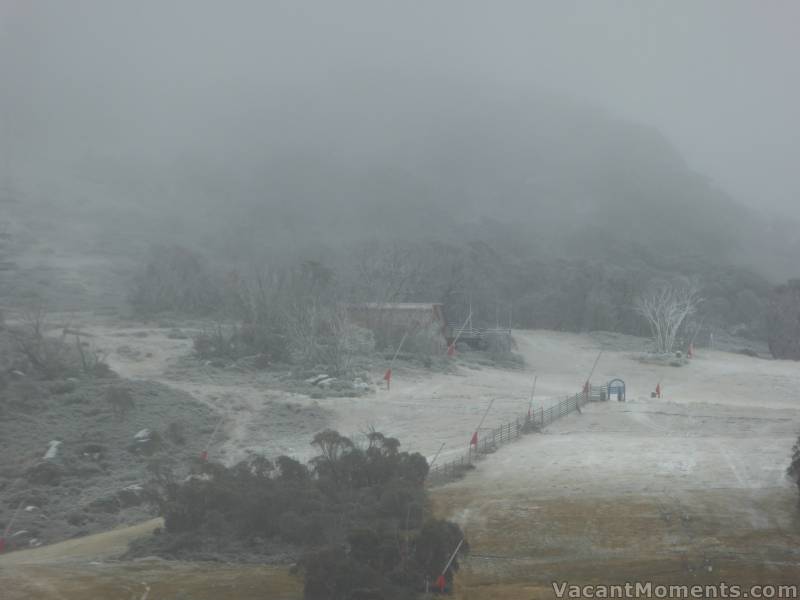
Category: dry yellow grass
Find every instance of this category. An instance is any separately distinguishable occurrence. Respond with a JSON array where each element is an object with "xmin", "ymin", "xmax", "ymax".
[
  {"xmin": 0, "ymin": 518, "xmax": 163, "ymax": 566},
  {"xmin": 0, "ymin": 563, "xmax": 302, "ymax": 600},
  {"xmin": 1, "ymin": 489, "xmax": 797, "ymax": 598},
  {"xmin": 0, "ymin": 518, "xmax": 302, "ymax": 600},
  {"xmin": 434, "ymin": 486, "xmax": 800, "ymax": 597}
]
